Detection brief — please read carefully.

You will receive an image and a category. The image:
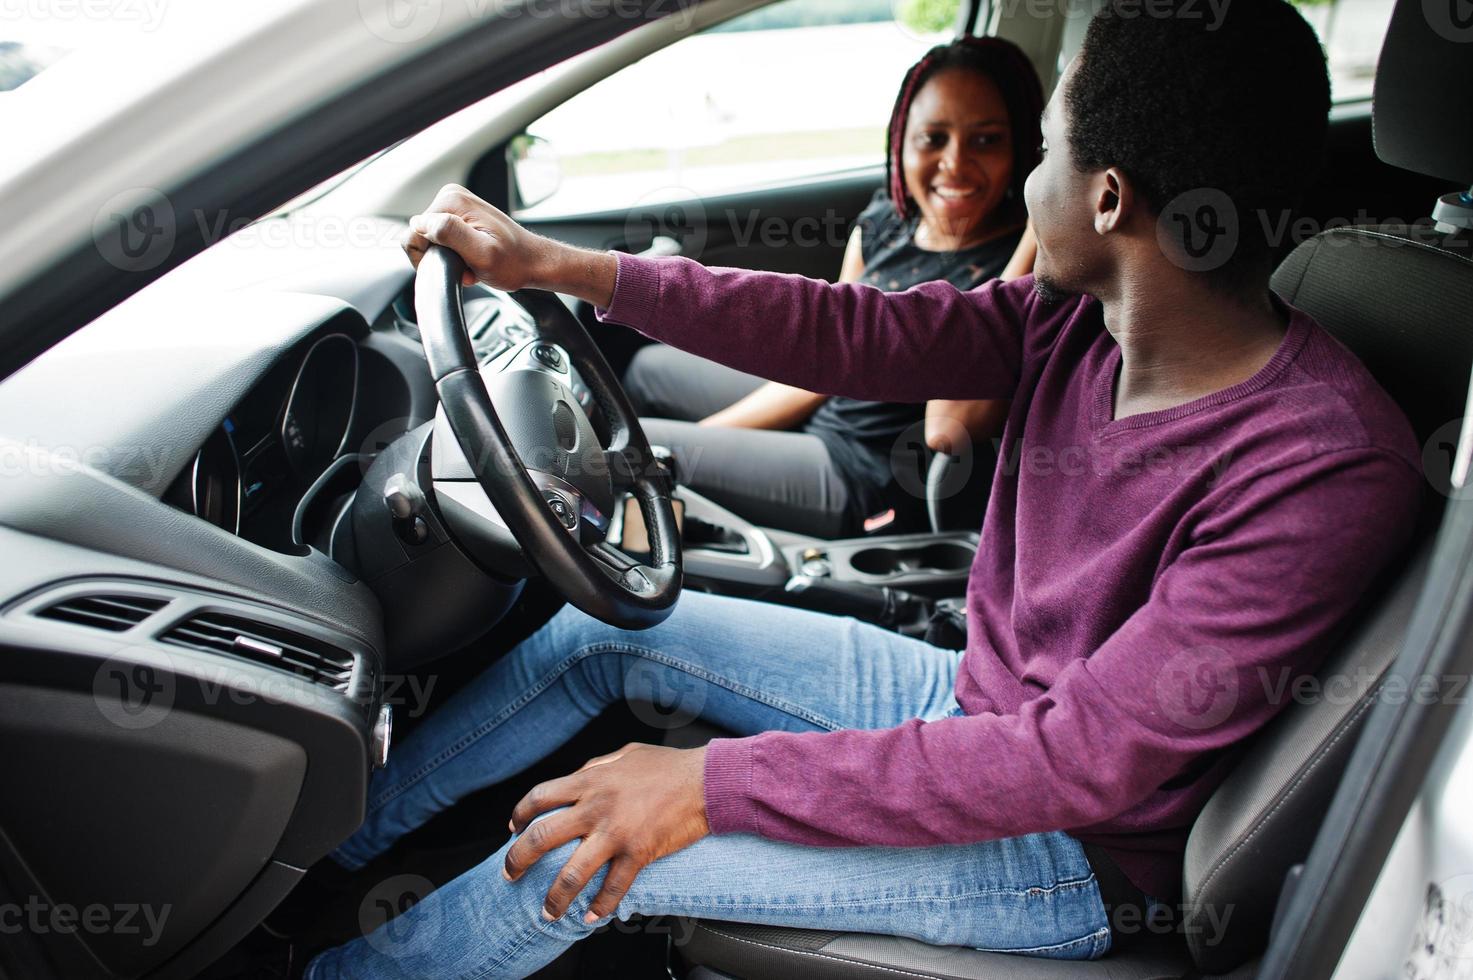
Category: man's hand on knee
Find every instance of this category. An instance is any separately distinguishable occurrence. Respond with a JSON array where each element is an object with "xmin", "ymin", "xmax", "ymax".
[{"xmin": 503, "ymin": 743, "xmax": 710, "ymax": 924}]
